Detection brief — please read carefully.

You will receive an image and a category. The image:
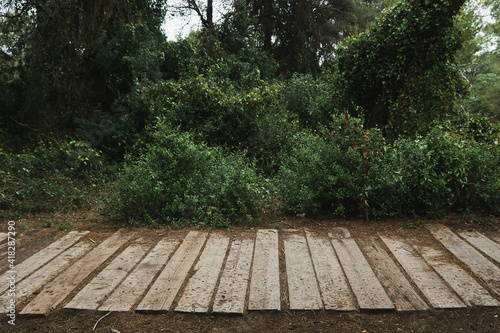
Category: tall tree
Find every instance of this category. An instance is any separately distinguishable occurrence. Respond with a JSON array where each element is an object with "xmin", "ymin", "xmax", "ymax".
[
  {"xmin": 333, "ymin": 0, "xmax": 468, "ymax": 138},
  {"xmin": 243, "ymin": 0, "xmax": 395, "ymax": 74},
  {"xmin": 0, "ymin": 0, "xmax": 167, "ymax": 145}
]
